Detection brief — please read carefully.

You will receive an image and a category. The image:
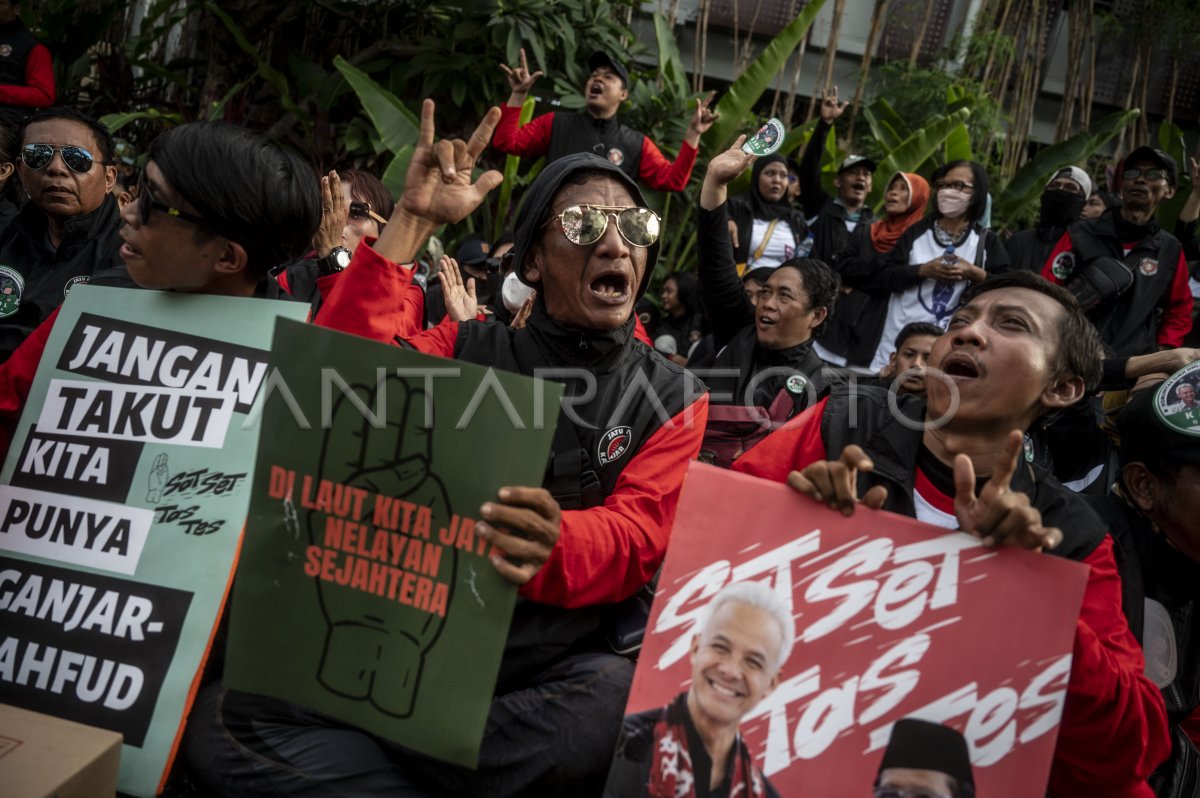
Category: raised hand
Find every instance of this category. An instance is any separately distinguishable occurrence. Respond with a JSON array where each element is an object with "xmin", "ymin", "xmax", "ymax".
[
  {"xmin": 510, "ymin": 290, "xmax": 536, "ymax": 329},
  {"xmin": 700, "ymin": 135, "xmax": 757, "ymax": 210},
  {"xmin": 478, "ymin": 486, "xmax": 562, "ymax": 585},
  {"xmin": 686, "ymin": 91, "xmax": 719, "ymax": 143},
  {"xmin": 785, "ymin": 445, "xmax": 889, "ymax": 517},
  {"xmin": 953, "ymin": 430, "xmax": 1062, "ymax": 550},
  {"xmin": 499, "ymin": 48, "xmax": 543, "ymax": 99},
  {"xmin": 313, "ymin": 170, "xmax": 348, "ymax": 256},
  {"xmin": 400, "ymin": 100, "xmax": 505, "ymax": 226},
  {"xmin": 1190, "ymin": 156, "xmax": 1200, "ymax": 193},
  {"xmin": 438, "ymin": 255, "xmax": 479, "ymax": 321},
  {"xmin": 819, "ymin": 86, "xmax": 849, "ymax": 125}
]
